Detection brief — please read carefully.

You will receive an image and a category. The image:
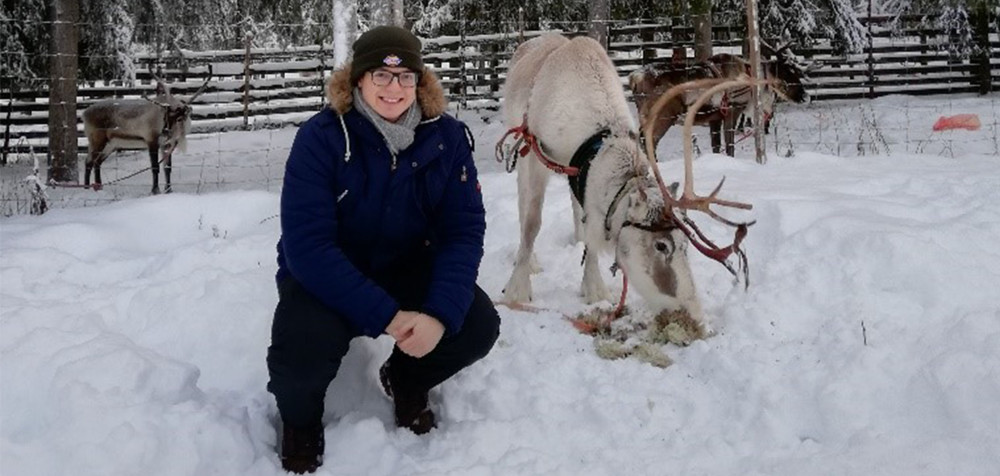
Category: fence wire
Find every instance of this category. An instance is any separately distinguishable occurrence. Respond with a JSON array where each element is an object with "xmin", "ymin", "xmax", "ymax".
[{"xmin": 2, "ymin": 15, "xmax": 998, "ymax": 217}]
